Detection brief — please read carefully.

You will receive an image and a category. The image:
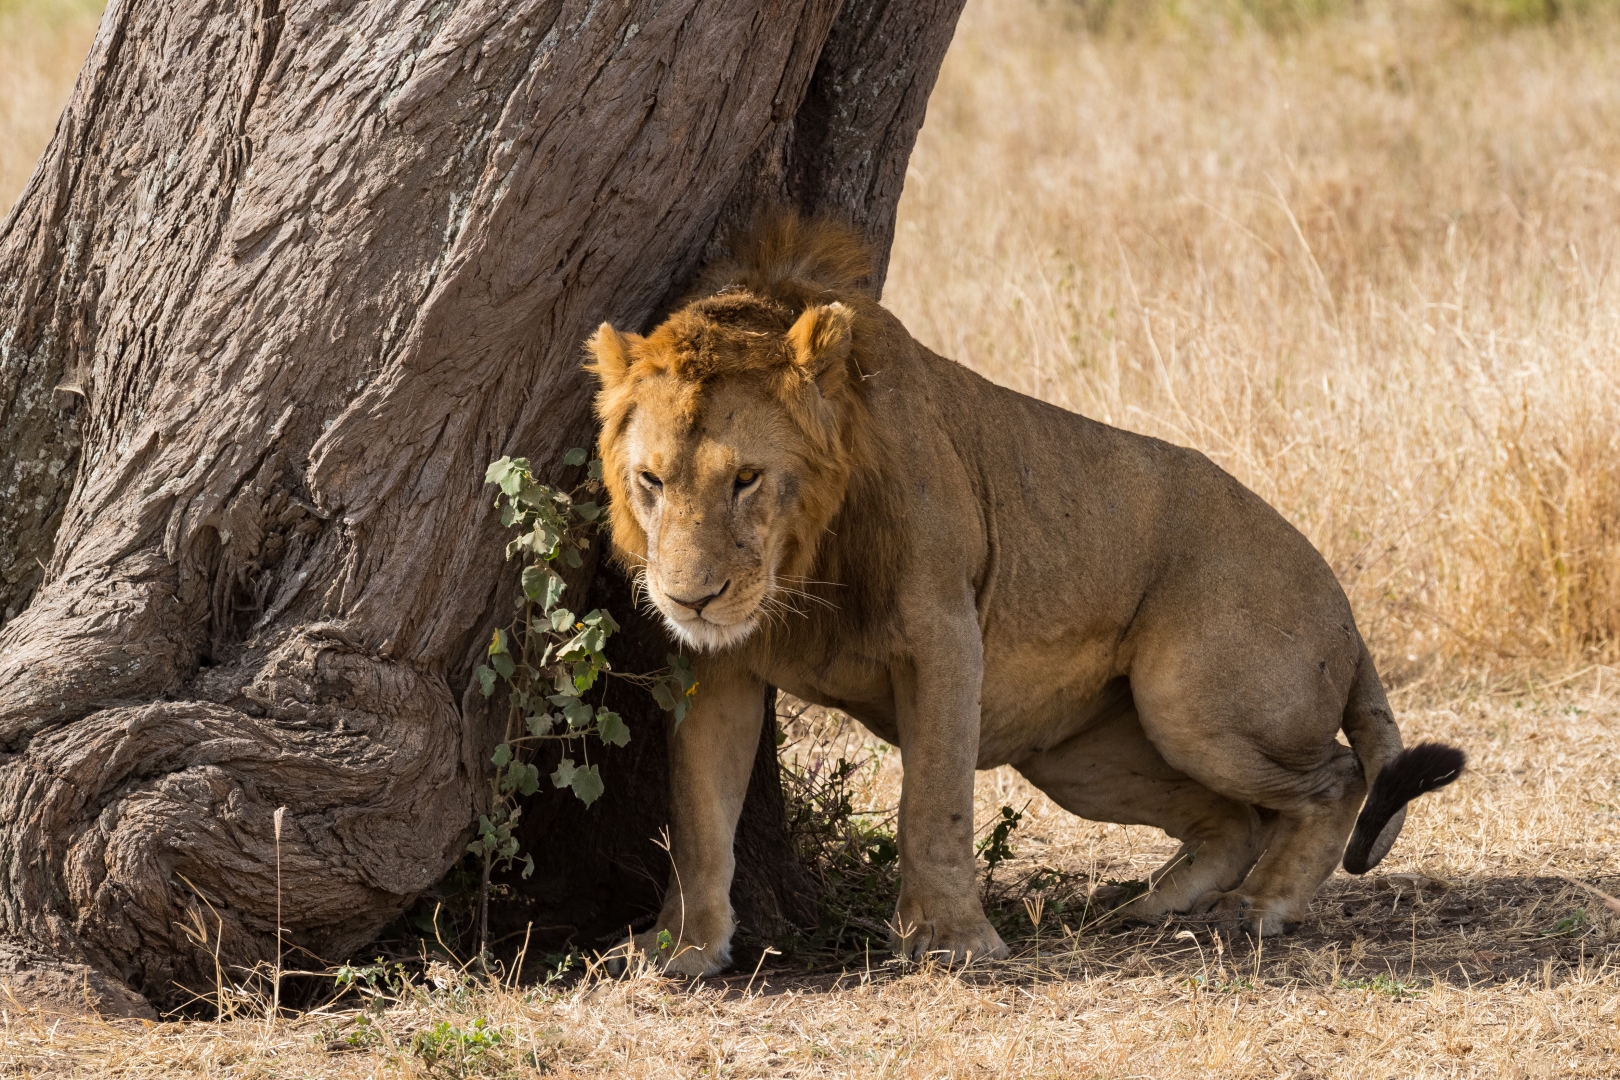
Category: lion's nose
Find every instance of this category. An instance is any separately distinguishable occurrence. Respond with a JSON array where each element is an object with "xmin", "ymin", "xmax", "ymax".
[{"xmin": 667, "ymin": 580, "xmax": 730, "ymax": 614}]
